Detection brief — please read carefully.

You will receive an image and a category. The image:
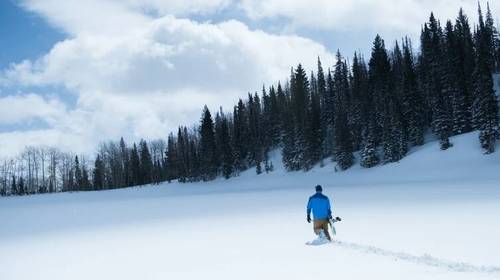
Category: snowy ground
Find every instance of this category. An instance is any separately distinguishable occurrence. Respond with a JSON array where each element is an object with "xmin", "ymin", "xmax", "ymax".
[{"xmin": 1, "ymin": 132, "xmax": 500, "ymax": 280}]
